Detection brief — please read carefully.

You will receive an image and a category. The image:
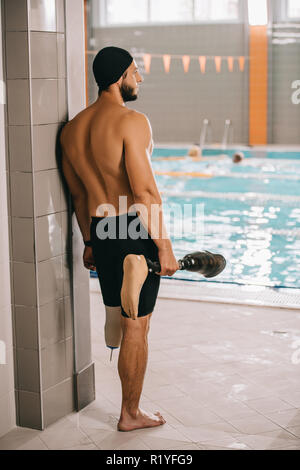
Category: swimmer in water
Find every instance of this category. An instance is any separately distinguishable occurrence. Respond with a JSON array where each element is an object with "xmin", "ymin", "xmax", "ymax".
[
  {"xmin": 232, "ymin": 151, "xmax": 244, "ymax": 164},
  {"xmin": 188, "ymin": 144, "xmax": 202, "ymax": 160}
]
